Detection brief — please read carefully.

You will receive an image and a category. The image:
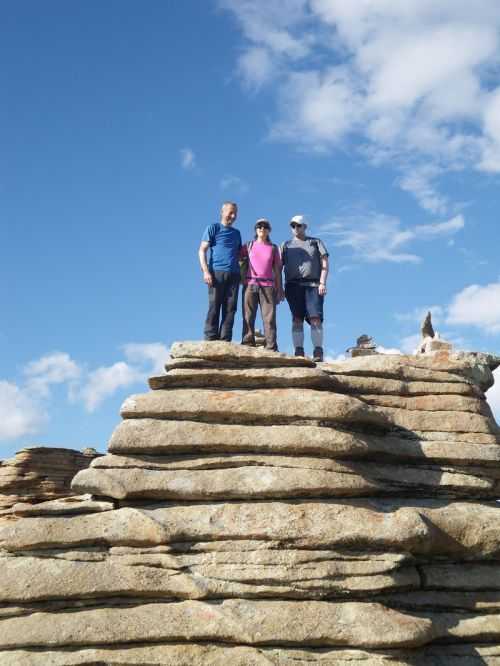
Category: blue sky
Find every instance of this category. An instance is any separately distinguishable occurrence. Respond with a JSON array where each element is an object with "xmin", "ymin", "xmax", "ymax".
[{"xmin": 3, "ymin": 0, "xmax": 500, "ymax": 459}]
